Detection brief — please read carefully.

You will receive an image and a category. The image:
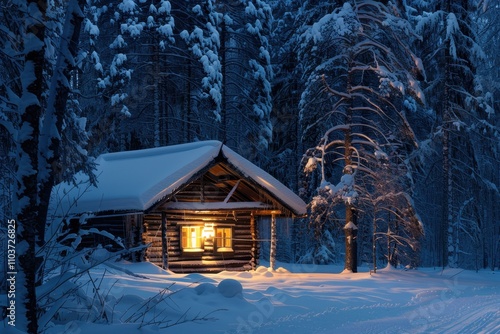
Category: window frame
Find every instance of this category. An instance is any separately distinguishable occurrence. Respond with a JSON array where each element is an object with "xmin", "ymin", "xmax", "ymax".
[{"xmin": 177, "ymin": 222, "xmax": 235, "ymax": 254}]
